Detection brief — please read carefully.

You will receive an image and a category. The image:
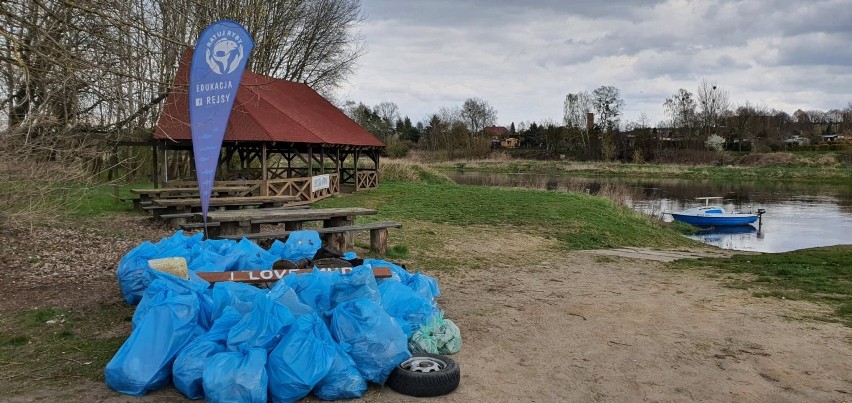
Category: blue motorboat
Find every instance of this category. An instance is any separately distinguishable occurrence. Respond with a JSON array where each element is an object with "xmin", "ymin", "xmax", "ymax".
[{"xmin": 670, "ymin": 197, "xmax": 761, "ymax": 226}]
